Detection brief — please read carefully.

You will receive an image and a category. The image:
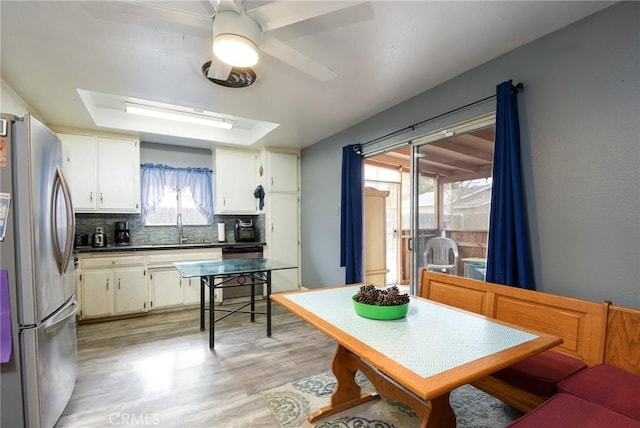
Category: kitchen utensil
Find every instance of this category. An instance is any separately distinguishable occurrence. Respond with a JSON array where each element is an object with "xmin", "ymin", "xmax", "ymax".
[
  {"xmin": 234, "ymin": 219, "xmax": 255, "ymax": 242},
  {"xmin": 92, "ymin": 227, "xmax": 107, "ymax": 247},
  {"xmin": 114, "ymin": 221, "xmax": 130, "ymax": 245}
]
